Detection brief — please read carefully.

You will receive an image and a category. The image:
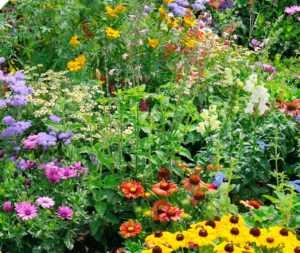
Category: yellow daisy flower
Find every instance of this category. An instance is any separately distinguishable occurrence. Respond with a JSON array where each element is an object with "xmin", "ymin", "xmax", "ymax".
[
  {"xmin": 189, "ymin": 225, "xmax": 217, "ymax": 247},
  {"xmin": 282, "ymin": 243, "xmax": 300, "ymax": 253},
  {"xmin": 145, "ymin": 231, "xmax": 172, "ymax": 246},
  {"xmin": 214, "ymin": 242, "xmax": 243, "ymax": 253},
  {"xmin": 268, "ymin": 226, "xmax": 298, "ymax": 244},
  {"xmin": 223, "ymin": 226, "xmax": 249, "ymax": 244},
  {"xmin": 141, "ymin": 245, "xmax": 173, "ymax": 253},
  {"xmin": 165, "ymin": 231, "xmax": 190, "ymax": 250},
  {"xmin": 220, "ymin": 214, "xmax": 245, "ymax": 228},
  {"xmin": 247, "ymin": 227, "xmax": 267, "ymax": 246},
  {"xmin": 261, "ymin": 234, "xmax": 280, "ymax": 249}
]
